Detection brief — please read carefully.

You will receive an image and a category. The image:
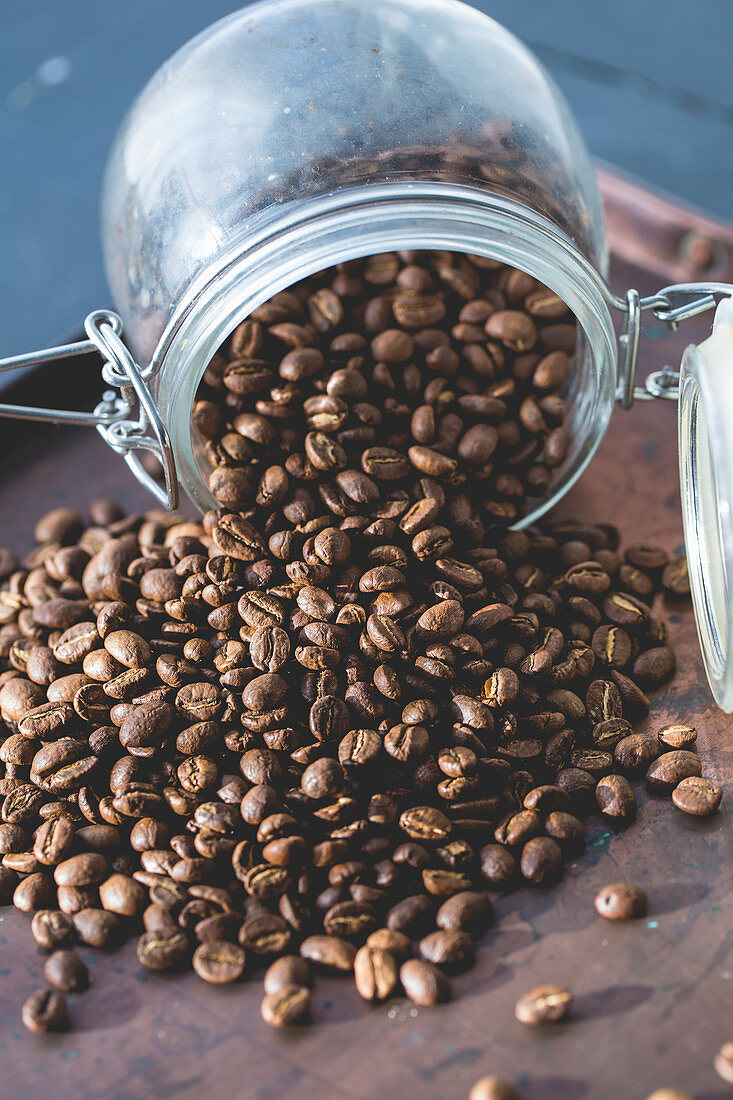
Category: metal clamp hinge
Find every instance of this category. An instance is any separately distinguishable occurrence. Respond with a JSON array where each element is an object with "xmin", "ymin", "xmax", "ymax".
[
  {"xmin": 0, "ymin": 310, "xmax": 179, "ymax": 509},
  {"xmin": 614, "ymin": 282, "xmax": 733, "ymax": 409}
]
